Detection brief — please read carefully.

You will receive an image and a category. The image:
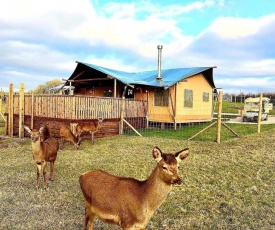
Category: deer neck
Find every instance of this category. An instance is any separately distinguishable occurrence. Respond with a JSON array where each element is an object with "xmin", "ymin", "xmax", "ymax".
[
  {"xmin": 96, "ymin": 123, "xmax": 101, "ymax": 131},
  {"xmin": 142, "ymin": 166, "xmax": 172, "ymax": 211},
  {"xmin": 31, "ymin": 139, "xmax": 44, "ymax": 161}
]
